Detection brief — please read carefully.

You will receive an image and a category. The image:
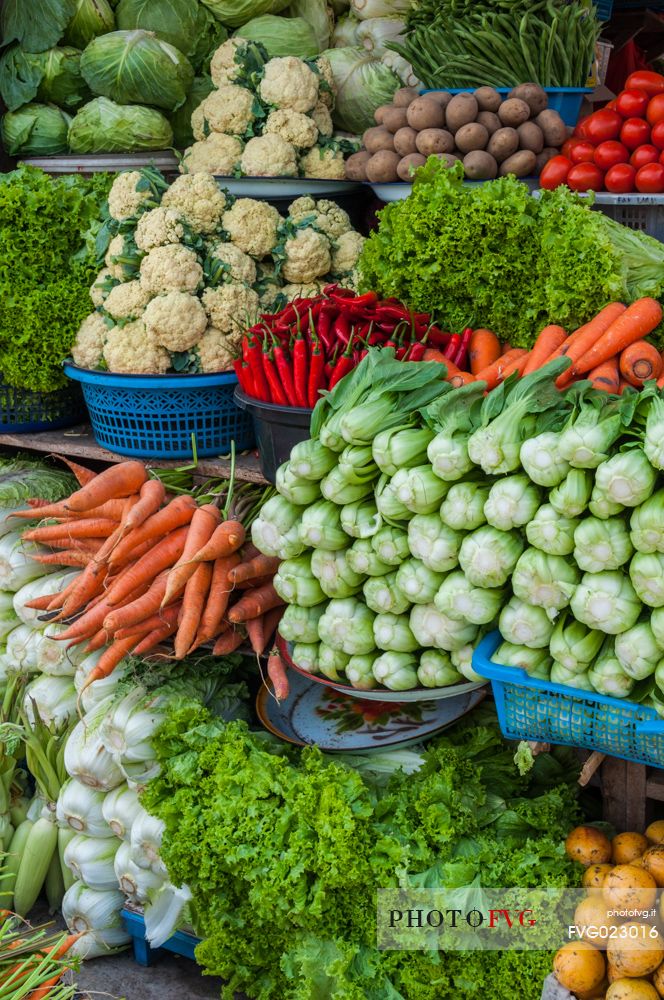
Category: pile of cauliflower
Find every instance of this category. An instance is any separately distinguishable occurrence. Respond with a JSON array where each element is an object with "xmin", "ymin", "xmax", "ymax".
[
  {"xmin": 71, "ymin": 169, "xmax": 366, "ymax": 375},
  {"xmin": 181, "ymin": 39, "xmax": 355, "ymax": 180}
]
